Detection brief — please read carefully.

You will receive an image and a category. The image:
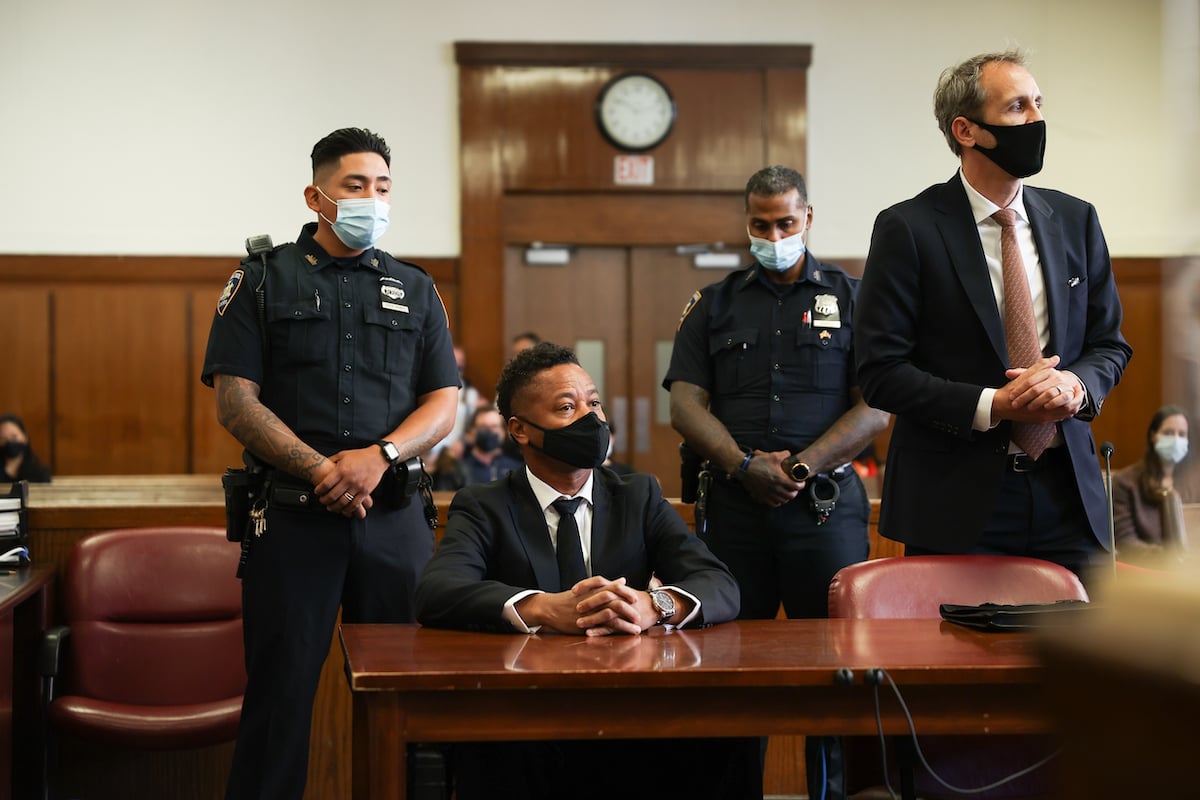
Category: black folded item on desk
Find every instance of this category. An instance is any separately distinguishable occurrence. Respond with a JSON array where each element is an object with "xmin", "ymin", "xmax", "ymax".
[{"xmin": 940, "ymin": 600, "xmax": 1093, "ymax": 631}]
